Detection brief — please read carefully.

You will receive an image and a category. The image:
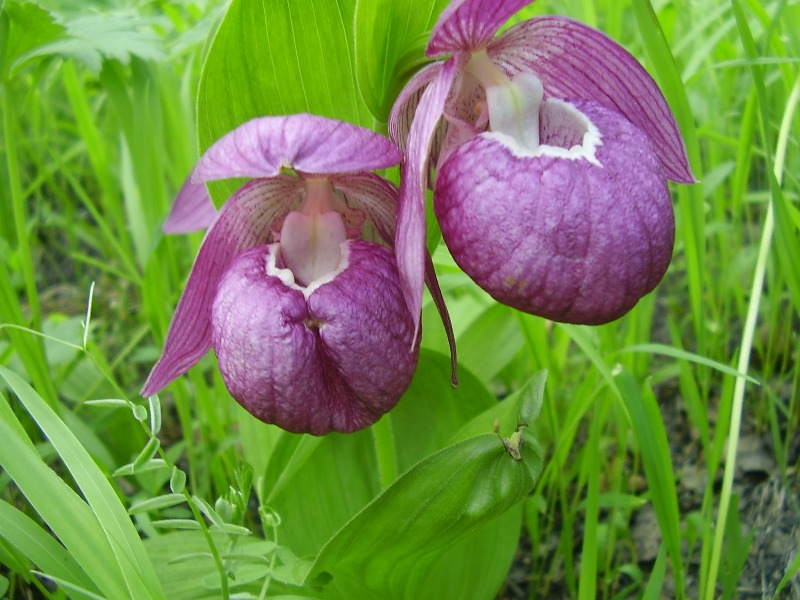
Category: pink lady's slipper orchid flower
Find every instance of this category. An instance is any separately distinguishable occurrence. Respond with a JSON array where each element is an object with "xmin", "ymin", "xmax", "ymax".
[
  {"xmin": 391, "ymin": 0, "xmax": 695, "ymax": 327},
  {"xmin": 141, "ymin": 114, "xmax": 420, "ymax": 435}
]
